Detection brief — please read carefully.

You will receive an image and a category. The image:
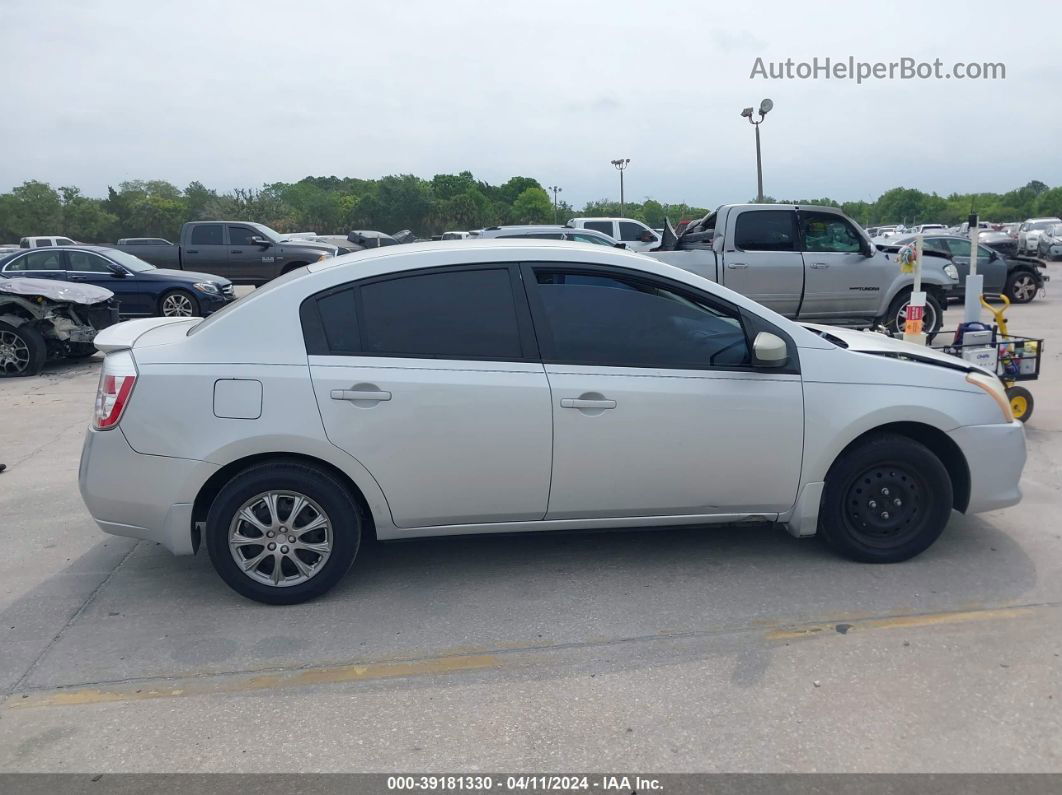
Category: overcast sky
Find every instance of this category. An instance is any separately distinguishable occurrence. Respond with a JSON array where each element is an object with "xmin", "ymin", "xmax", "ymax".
[{"xmin": 1, "ymin": 0, "xmax": 1060, "ymax": 207}]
